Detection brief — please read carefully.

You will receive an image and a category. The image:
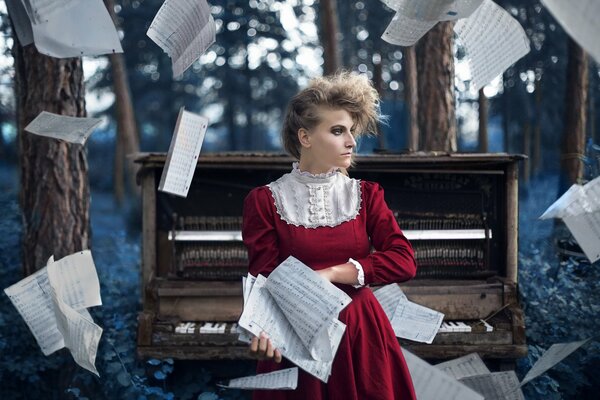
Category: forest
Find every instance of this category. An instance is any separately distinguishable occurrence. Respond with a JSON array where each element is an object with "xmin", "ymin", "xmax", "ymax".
[{"xmin": 0, "ymin": 0, "xmax": 599, "ymax": 399}]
